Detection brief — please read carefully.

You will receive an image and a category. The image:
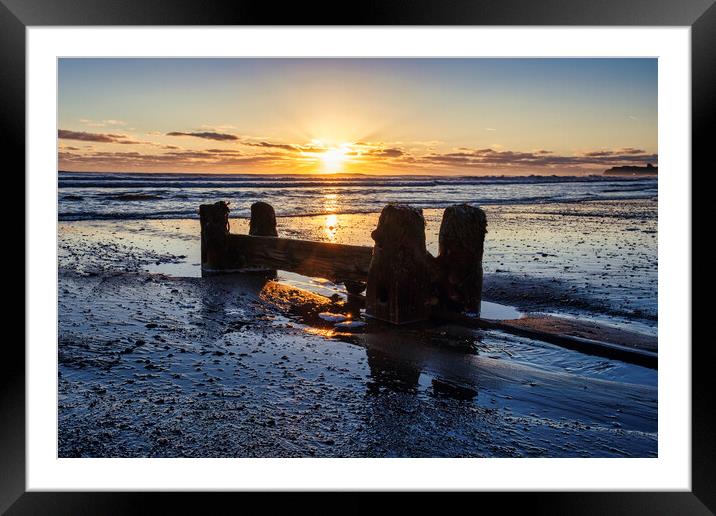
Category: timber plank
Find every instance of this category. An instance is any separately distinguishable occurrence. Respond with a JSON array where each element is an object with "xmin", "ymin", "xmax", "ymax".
[{"xmin": 225, "ymin": 234, "xmax": 373, "ymax": 283}]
